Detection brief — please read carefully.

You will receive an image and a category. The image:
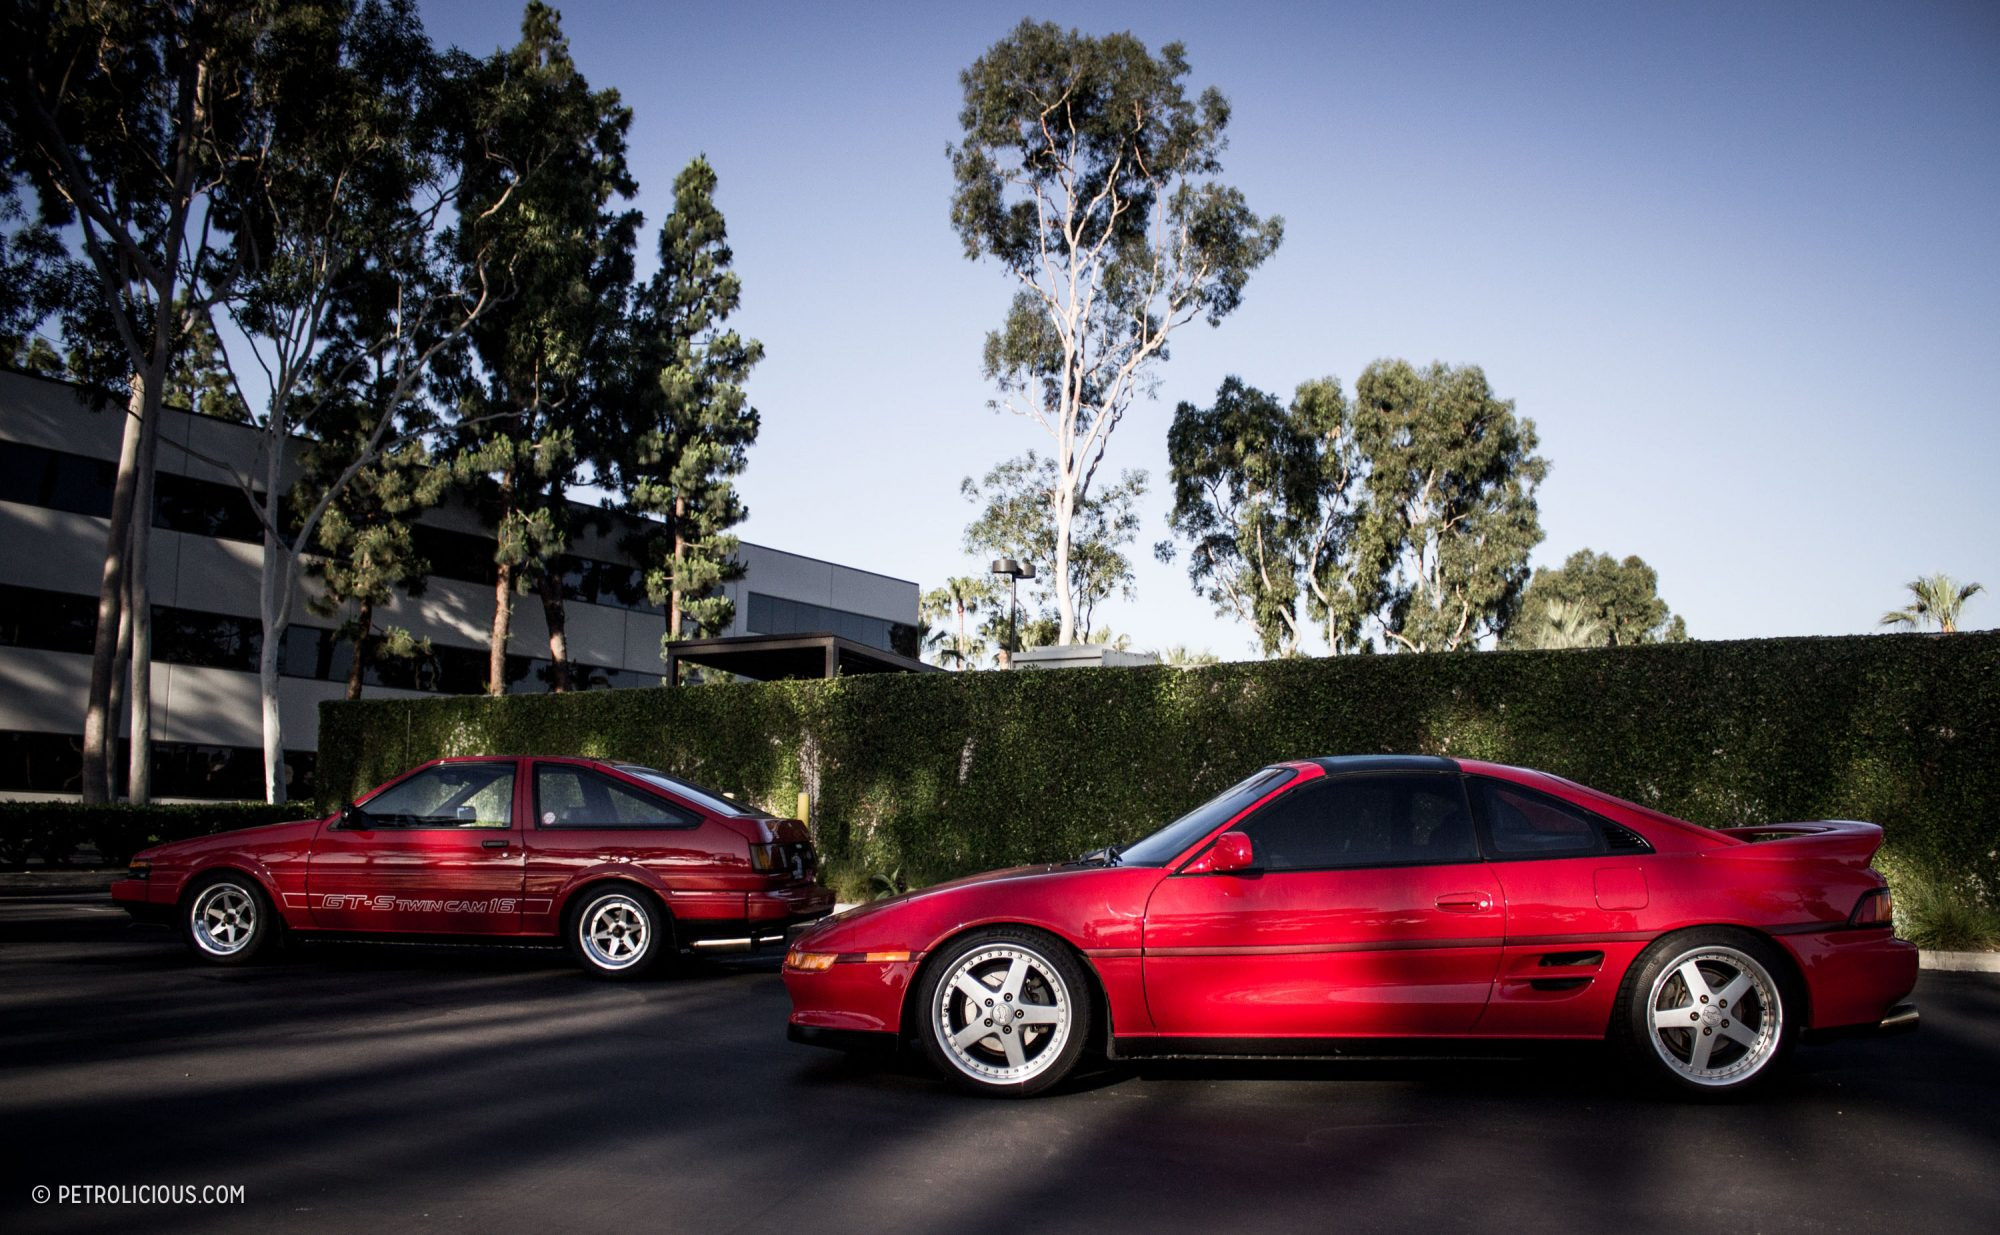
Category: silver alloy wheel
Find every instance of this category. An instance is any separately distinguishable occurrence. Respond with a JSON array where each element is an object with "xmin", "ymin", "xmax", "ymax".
[
  {"xmin": 190, "ymin": 881, "xmax": 259, "ymax": 957},
  {"xmin": 579, "ymin": 893, "xmax": 651, "ymax": 971},
  {"xmin": 932, "ymin": 943, "xmax": 1072, "ymax": 1085},
  {"xmin": 1646, "ymin": 944, "xmax": 1784, "ymax": 1087}
]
